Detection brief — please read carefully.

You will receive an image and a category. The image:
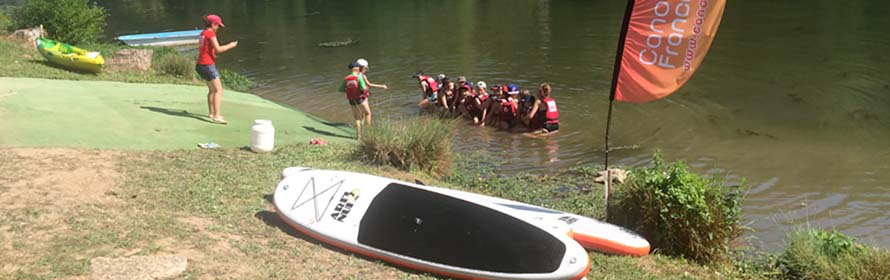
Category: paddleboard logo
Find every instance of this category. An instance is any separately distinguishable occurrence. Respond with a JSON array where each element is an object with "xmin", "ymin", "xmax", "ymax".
[
  {"xmin": 331, "ymin": 189, "xmax": 361, "ymax": 222},
  {"xmin": 558, "ymin": 216, "xmax": 579, "ymax": 225},
  {"xmin": 289, "ymin": 177, "xmax": 346, "ymax": 222}
]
